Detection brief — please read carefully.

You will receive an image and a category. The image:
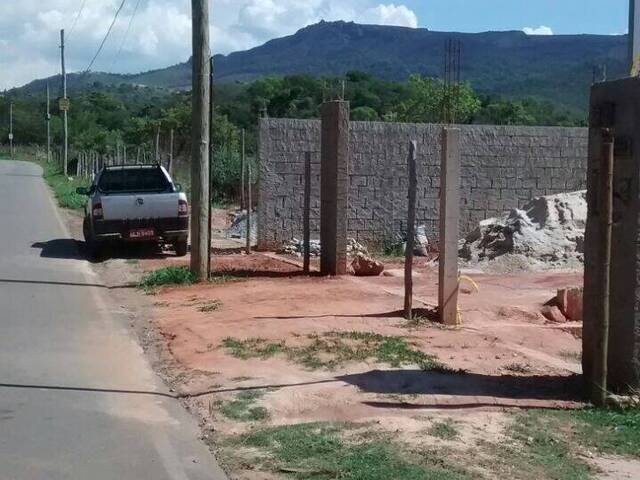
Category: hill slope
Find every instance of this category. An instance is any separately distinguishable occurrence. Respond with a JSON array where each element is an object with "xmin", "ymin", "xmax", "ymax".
[{"xmin": 13, "ymin": 21, "xmax": 628, "ymax": 110}]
